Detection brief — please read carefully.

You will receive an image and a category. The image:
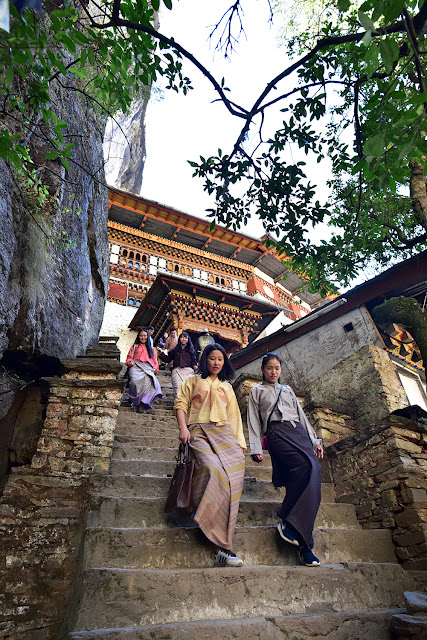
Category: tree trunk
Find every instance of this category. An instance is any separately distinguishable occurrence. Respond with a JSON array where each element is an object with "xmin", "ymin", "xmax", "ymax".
[{"xmin": 409, "ymin": 161, "xmax": 427, "ymax": 231}]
